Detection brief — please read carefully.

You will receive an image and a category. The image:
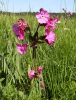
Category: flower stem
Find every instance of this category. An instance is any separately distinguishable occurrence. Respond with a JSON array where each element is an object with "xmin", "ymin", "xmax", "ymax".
[{"xmin": 32, "ymin": 47, "xmax": 36, "ymax": 70}]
